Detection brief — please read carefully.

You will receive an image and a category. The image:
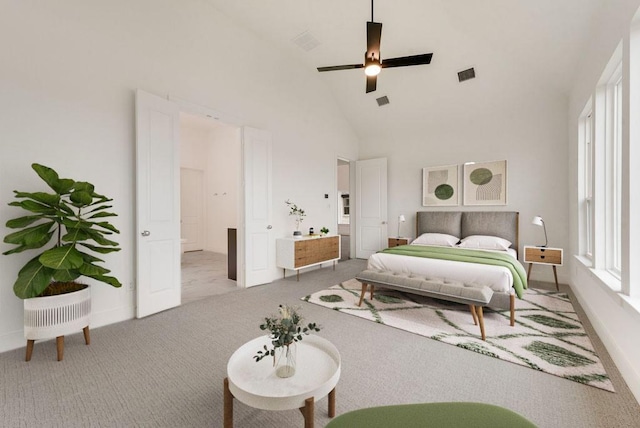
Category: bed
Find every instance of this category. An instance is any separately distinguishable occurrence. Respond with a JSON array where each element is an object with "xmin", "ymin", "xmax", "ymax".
[{"xmin": 366, "ymin": 211, "xmax": 527, "ymax": 325}]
